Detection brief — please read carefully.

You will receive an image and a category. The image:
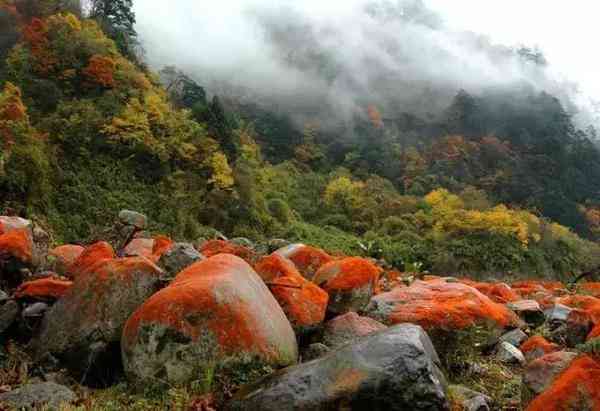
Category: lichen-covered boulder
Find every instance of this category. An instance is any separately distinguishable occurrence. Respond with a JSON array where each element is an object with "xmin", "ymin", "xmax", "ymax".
[
  {"xmin": 48, "ymin": 245, "xmax": 84, "ymax": 276},
  {"xmin": 228, "ymin": 324, "xmax": 449, "ymax": 411},
  {"xmin": 254, "ymin": 254, "xmax": 328, "ymax": 329},
  {"xmin": 0, "ymin": 228, "xmax": 34, "ymax": 288},
  {"xmin": 65, "ymin": 241, "xmax": 115, "ymax": 280},
  {"xmin": 118, "ymin": 209, "xmax": 147, "ymax": 229},
  {"xmin": 522, "ymin": 351, "xmax": 579, "ymax": 402},
  {"xmin": 322, "ymin": 312, "xmax": 387, "ymax": 349},
  {"xmin": 123, "ymin": 238, "xmax": 154, "ymax": 259},
  {"xmin": 526, "ymin": 355, "xmax": 600, "ymax": 411},
  {"xmin": 34, "ymin": 257, "xmax": 163, "ymax": 382},
  {"xmin": 275, "ymin": 243, "xmax": 333, "ymax": 280},
  {"xmin": 122, "ymin": 254, "xmax": 298, "ymax": 389},
  {"xmin": 14, "ymin": 278, "xmax": 73, "ymax": 301},
  {"xmin": 365, "ymin": 279, "xmax": 522, "ymax": 332},
  {"xmin": 0, "ymin": 216, "xmax": 31, "ymax": 234},
  {"xmin": 313, "ymin": 257, "xmax": 382, "ymax": 315}
]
